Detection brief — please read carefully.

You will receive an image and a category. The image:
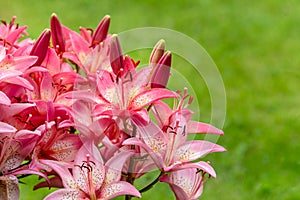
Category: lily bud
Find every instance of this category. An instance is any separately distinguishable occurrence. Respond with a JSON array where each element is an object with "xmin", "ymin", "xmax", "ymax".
[
  {"xmin": 30, "ymin": 29, "xmax": 51, "ymax": 66},
  {"xmin": 110, "ymin": 34, "xmax": 123, "ymax": 75},
  {"xmin": 50, "ymin": 13, "xmax": 65, "ymax": 53},
  {"xmin": 150, "ymin": 51, "xmax": 172, "ymax": 88},
  {"xmin": 149, "ymin": 39, "xmax": 165, "ymax": 65},
  {"xmin": 91, "ymin": 15, "xmax": 110, "ymax": 47}
]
